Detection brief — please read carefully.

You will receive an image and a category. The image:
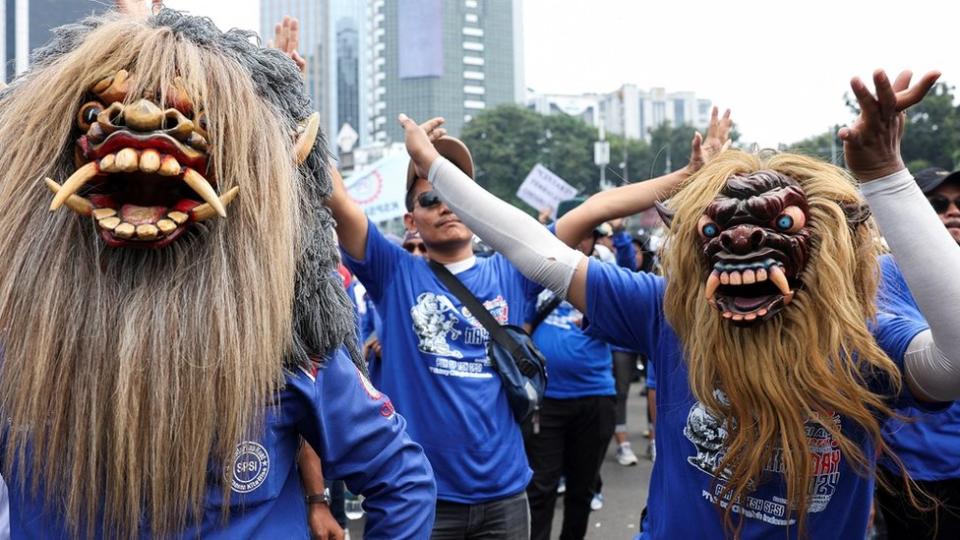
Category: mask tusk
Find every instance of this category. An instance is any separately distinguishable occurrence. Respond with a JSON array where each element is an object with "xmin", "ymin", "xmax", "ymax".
[
  {"xmin": 50, "ymin": 161, "xmax": 100, "ymax": 211},
  {"xmin": 45, "ymin": 178, "xmax": 93, "ymax": 216},
  {"xmin": 294, "ymin": 112, "xmax": 320, "ymax": 164},
  {"xmin": 190, "ymin": 186, "xmax": 240, "ymax": 222},
  {"xmin": 182, "ymin": 168, "xmax": 227, "ymax": 217}
]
